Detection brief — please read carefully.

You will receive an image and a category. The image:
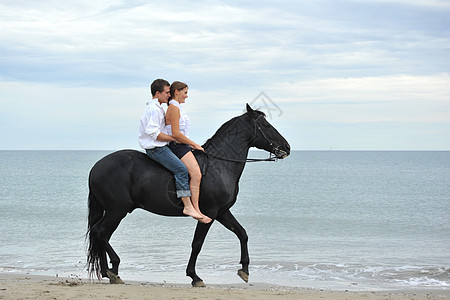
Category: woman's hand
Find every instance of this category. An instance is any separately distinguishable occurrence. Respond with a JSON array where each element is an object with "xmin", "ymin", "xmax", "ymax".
[{"xmin": 192, "ymin": 143, "xmax": 204, "ymax": 152}]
